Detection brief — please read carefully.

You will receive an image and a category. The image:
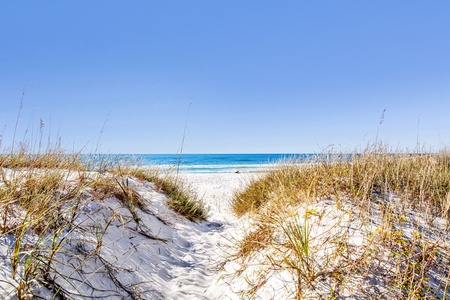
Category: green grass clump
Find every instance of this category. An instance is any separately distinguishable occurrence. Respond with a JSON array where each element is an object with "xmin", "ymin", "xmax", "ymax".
[
  {"xmin": 116, "ymin": 167, "xmax": 207, "ymax": 222},
  {"xmin": 163, "ymin": 178, "xmax": 207, "ymax": 221}
]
